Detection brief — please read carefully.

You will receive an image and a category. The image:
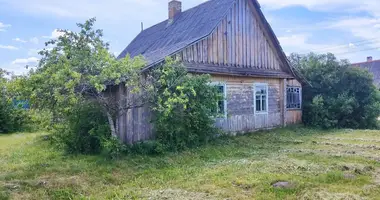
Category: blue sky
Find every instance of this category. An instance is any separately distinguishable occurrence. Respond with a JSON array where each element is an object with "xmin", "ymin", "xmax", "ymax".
[{"xmin": 1, "ymin": 0, "xmax": 379, "ymax": 74}]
